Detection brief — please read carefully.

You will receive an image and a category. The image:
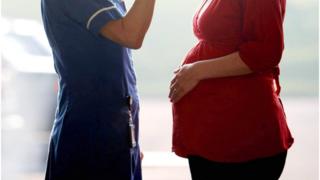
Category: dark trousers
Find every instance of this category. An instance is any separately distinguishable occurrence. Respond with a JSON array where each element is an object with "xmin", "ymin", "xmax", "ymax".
[{"xmin": 188, "ymin": 151, "xmax": 287, "ymax": 180}]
